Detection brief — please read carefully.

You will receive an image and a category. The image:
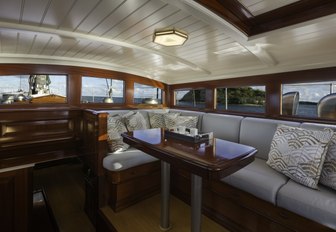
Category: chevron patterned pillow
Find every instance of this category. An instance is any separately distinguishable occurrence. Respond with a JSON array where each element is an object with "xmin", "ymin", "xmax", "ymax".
[
  {"xmin": 148, "ymin": 112, "xmax": 180, "ymax": 128},
  {"xmin": 123, "ymin": 111, "xmax": 149, "ymax": 131},
  {"xmin": 107, "ymin": 114, "xmax": 129, "ymax": 153},
  {"xmin": 267, "ymin": 124, "xmax": 334, "ymax": 189},
  {"xmin": 319, "ymin": 133, "xmax": 336, "ymax": 190}
]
